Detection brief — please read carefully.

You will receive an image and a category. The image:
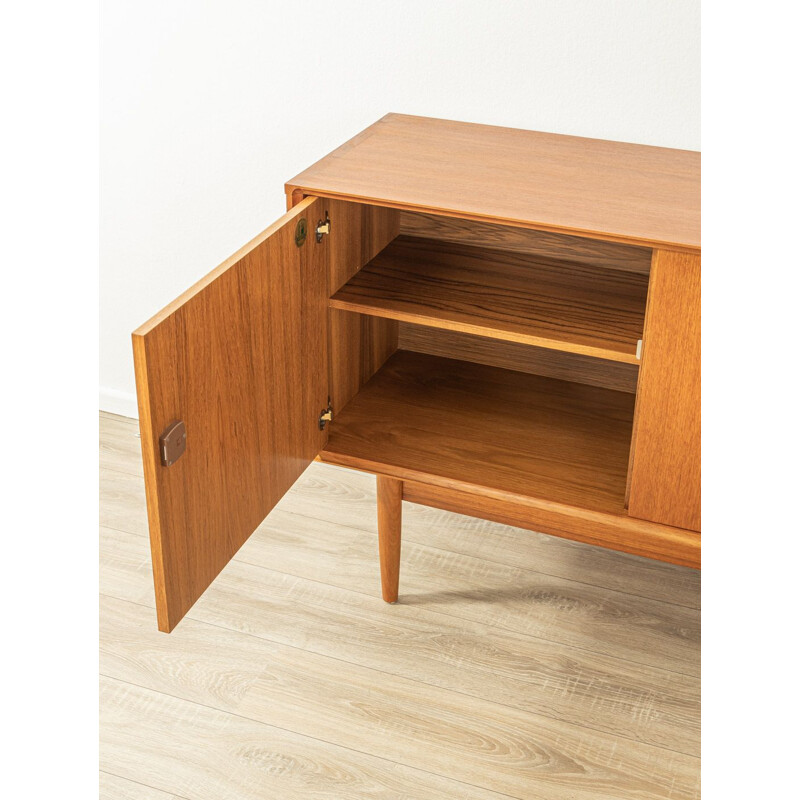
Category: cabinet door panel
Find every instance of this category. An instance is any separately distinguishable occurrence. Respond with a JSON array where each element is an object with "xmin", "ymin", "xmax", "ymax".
[
  {"xmin": 627, "ymin": 249, "xmax": 700, "ymax": 533},
  {"xmin": 132, "ymin": 197, "xmax": 329, "ymax": 631}
]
